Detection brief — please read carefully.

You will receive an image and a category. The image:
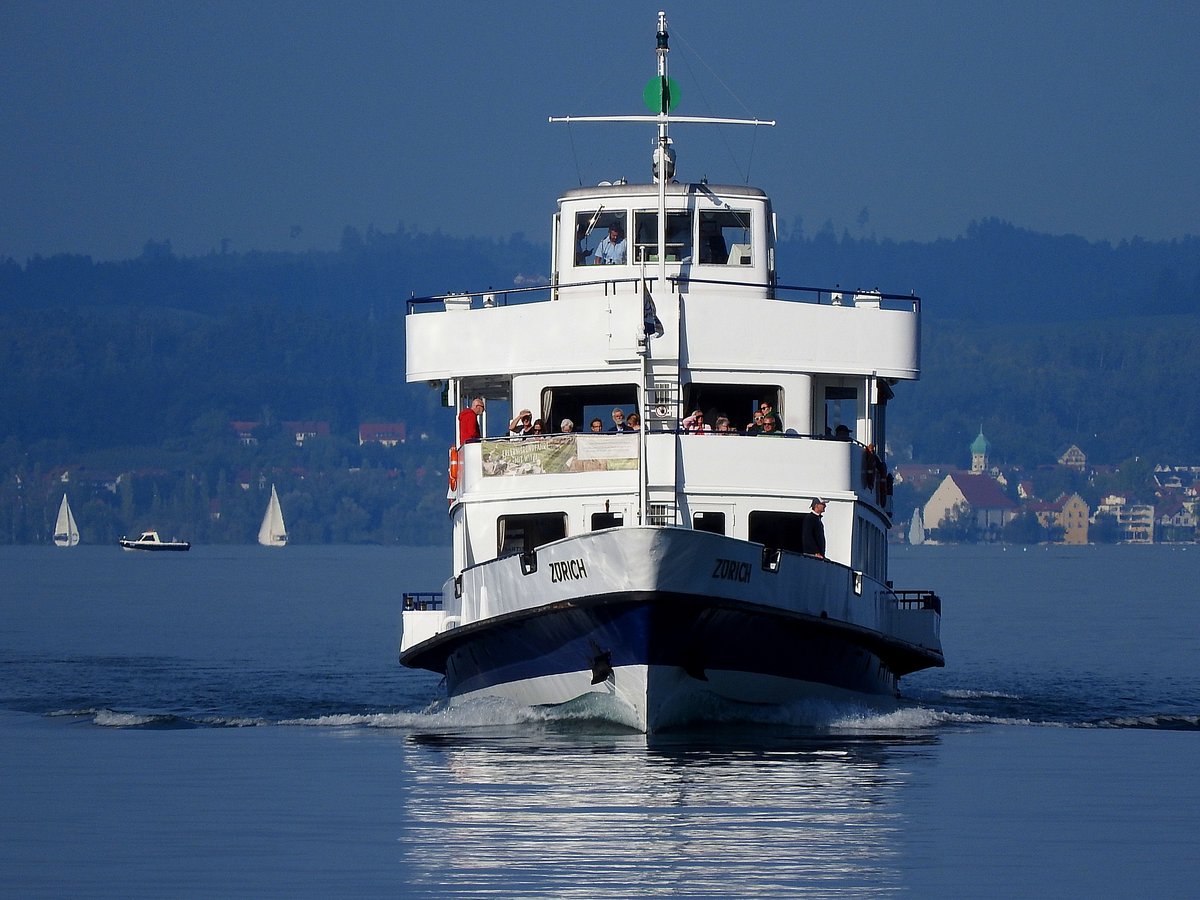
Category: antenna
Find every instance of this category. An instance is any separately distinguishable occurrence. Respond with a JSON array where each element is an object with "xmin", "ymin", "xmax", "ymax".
[{"xmin": 548, "ymin": 11, "xmax": 775, "ymax": 282}]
